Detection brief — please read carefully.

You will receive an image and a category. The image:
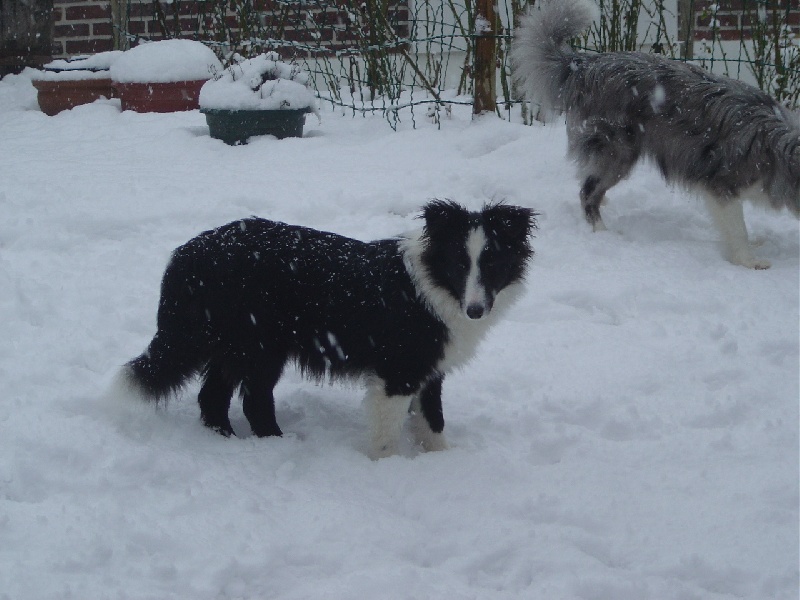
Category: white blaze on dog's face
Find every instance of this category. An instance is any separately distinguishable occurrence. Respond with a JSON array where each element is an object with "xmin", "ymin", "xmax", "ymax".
[
  {"xmin": 416, "ymin": 200, "xmax": 535, "ymax": 322},
  {"xmin": 463, "ymin": 227, "xmax": 490, "ymax": 319}
]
